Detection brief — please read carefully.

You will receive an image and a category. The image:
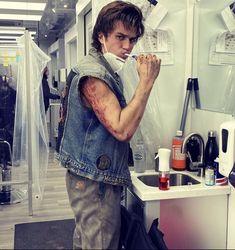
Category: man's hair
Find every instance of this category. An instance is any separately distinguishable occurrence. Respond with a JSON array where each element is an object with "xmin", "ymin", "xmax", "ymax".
[{"xmin": 92, "ymin": 1, "xmax": 144, "ymax": 52}]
